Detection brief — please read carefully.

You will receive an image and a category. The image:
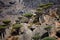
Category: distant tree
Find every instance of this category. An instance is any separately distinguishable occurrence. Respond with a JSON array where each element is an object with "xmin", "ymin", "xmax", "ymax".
[
  {"xmin": 23, "ymin": 13, "xmax": 33, "ymax": 19},
  {"xmin": 35, "ymin": 3, "xmax": 53, "ymax": 22},
  {"xmin": 2, "ymin": 19, "xmax": 11, "ymax": 28},
  {"xmin": 11, "ymin": 24, "xmax": 23, "ymax": 35},
  {"xmin": 23, "ymin": 13, "xmax": 33, "ymax": 23},
  {"xmin": 39, "ymin": 3, "xmax": 53, "ymax": 9},
  {"xmin": 42, "ymin": 37, "xmax": 56, "ymax": 40},
  {"xmin": 0, "ymin": 25, "xmax": 6, "ymax": 39}
]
